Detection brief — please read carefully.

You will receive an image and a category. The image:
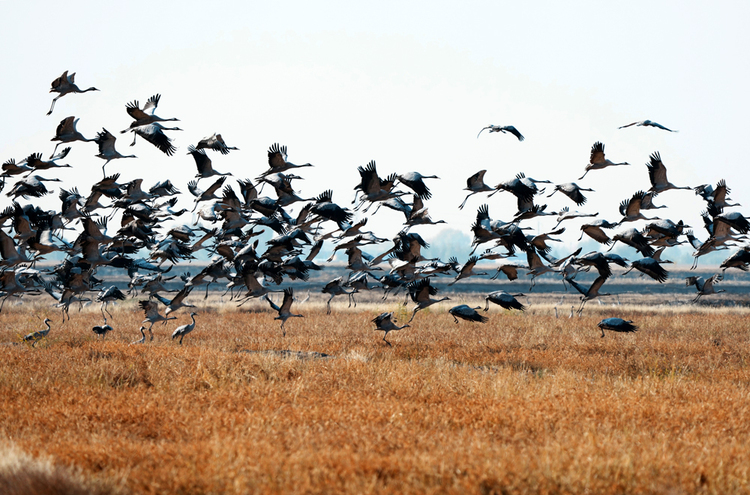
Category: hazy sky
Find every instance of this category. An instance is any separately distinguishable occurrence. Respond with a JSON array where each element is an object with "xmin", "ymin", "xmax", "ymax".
[{"xmin": 2, "ymin": 1, "xmax": 749, "ymax": 265}]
